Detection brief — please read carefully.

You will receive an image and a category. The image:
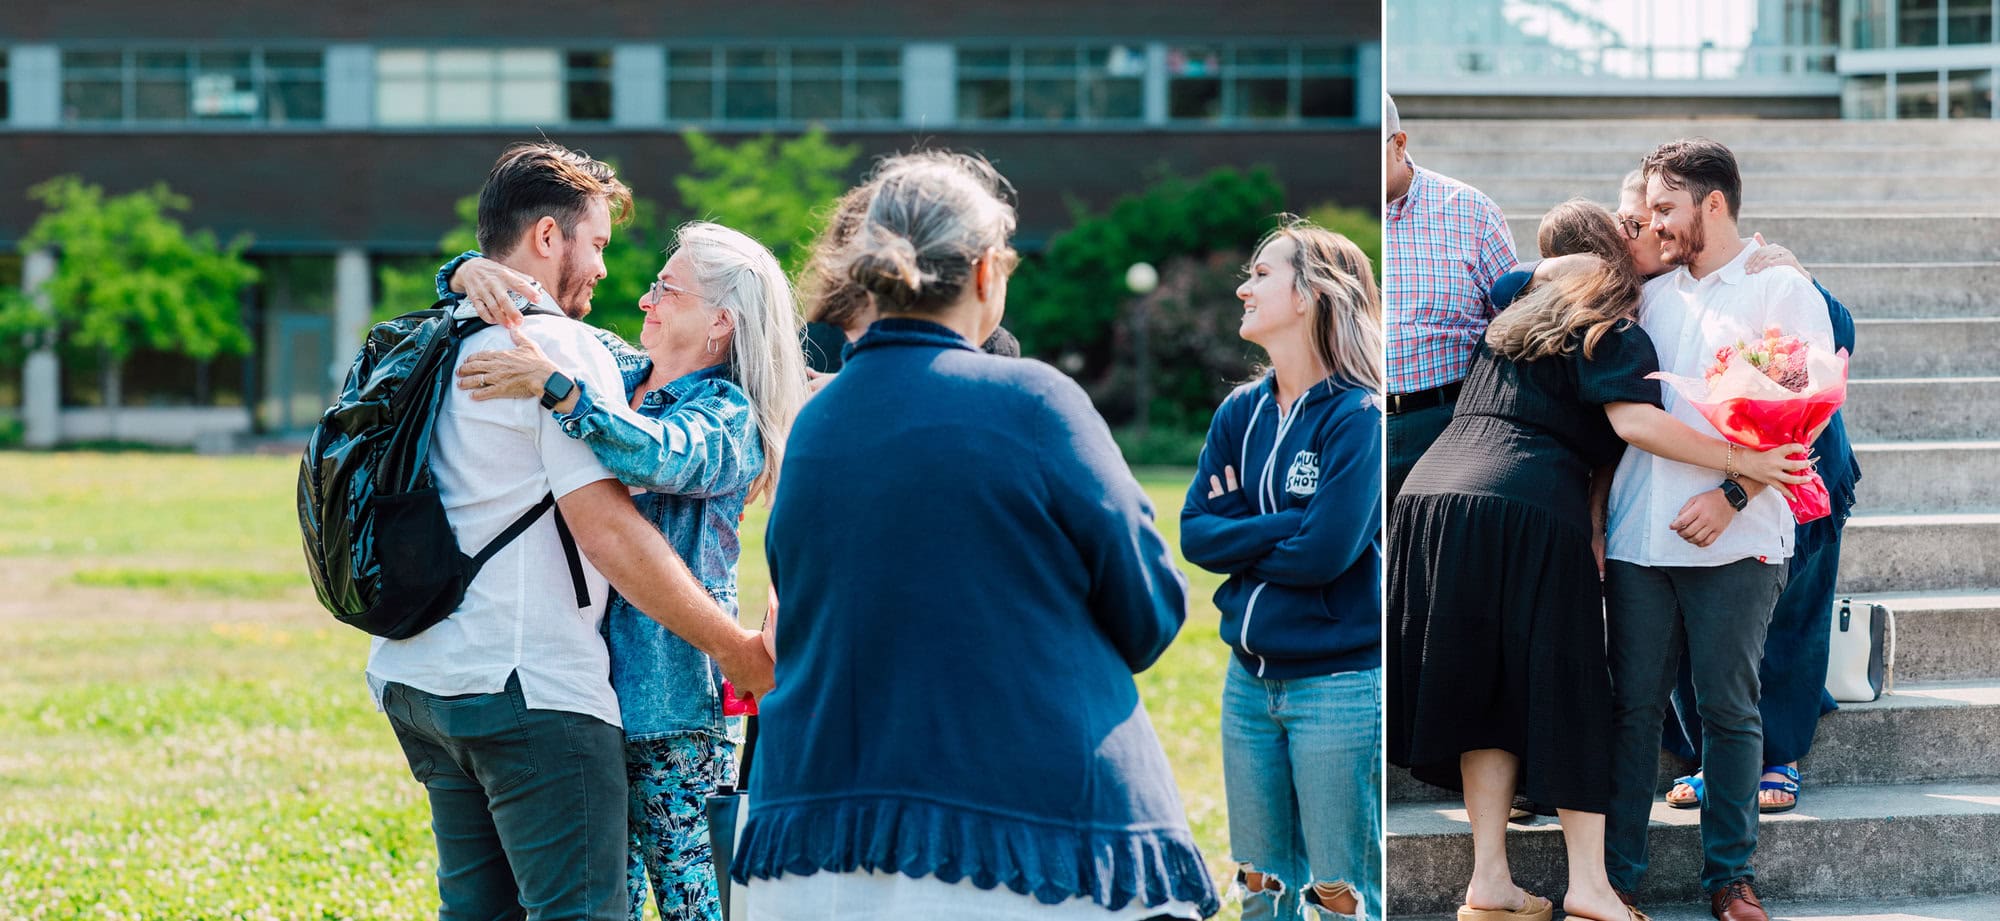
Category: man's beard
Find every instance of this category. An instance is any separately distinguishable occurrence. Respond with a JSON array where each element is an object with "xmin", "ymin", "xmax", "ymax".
[
  {"xmin": 1660, "ymin": 217, "xmax": 1706, "ymax": 267},
  {"xmin": 554, "ymin": 249, "xmax": 595, "ymax": 319}
]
